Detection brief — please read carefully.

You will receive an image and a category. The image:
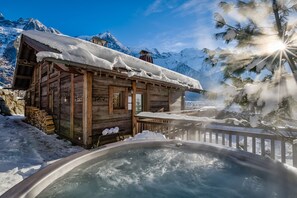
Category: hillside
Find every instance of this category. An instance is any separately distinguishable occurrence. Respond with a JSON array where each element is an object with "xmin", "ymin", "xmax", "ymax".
[{"xmin": 0, "ymin": 13, "xmax": 60, "ymax": 86}]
